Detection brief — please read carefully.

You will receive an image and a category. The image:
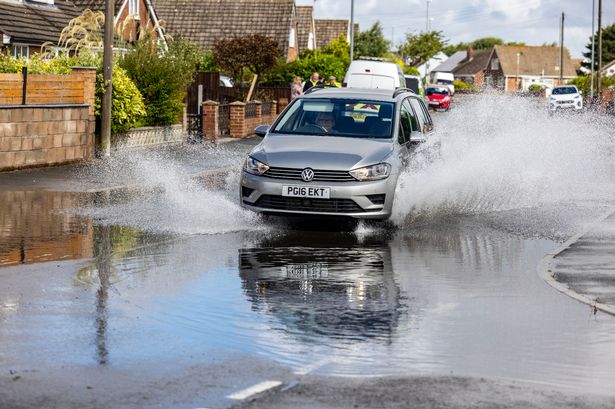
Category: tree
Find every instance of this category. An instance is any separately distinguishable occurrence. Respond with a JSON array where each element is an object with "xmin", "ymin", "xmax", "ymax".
[
  {"xmin": 582, "ymin": 23, "xmax": 615, "ymax": 71},
  {"xmin": 471, "ymin": 37, "xmax": 503, "ymax": 49},
  {"xmin": 213, "ymin": 35, "xmax": 281, "ymax": 86},
  {"xmin": 399, "ymin": 31, "xmax": 446, "ymax": 67},
  {"xmin": 354, "ymin": 22, "xmax": 390, "ymax": 58}
]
